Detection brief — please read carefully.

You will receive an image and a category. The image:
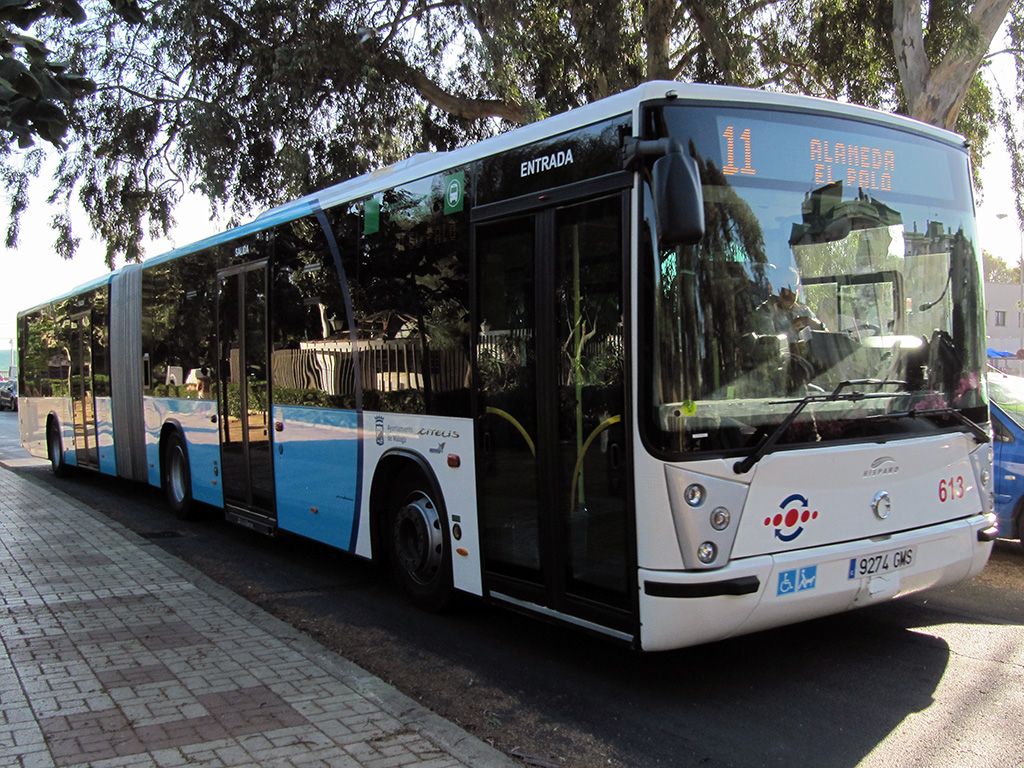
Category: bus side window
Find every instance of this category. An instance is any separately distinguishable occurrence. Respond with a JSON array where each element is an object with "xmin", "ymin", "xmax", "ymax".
[{"xmin": 271, "ymin": 214, "xmax": 356, "ymax": 410}]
